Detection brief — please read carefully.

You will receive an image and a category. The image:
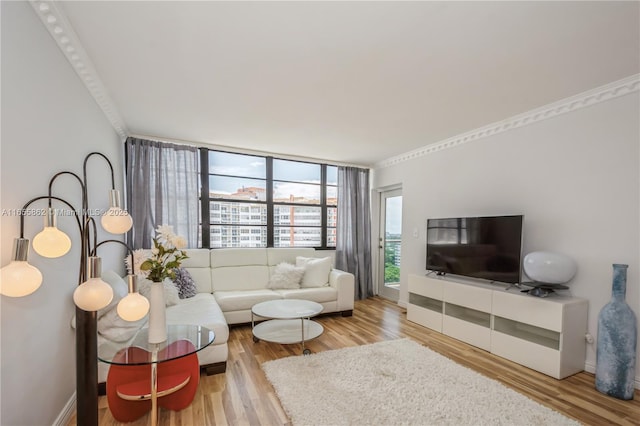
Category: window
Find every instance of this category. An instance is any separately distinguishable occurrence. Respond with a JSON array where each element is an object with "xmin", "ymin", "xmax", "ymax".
[
  {"xmin": 326, "ymin": 166, "xmax": 337, "ymax": 247},
  {"xmin": 200, "ymin": 150, "xmax": 338, "ymax": 249}
]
